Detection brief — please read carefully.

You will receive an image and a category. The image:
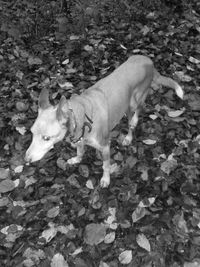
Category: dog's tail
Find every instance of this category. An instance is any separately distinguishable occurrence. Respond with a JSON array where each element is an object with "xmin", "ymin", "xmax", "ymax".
[{"xmin": 153, "ymin": 69, "xmax": 184, "ymax": 99}]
